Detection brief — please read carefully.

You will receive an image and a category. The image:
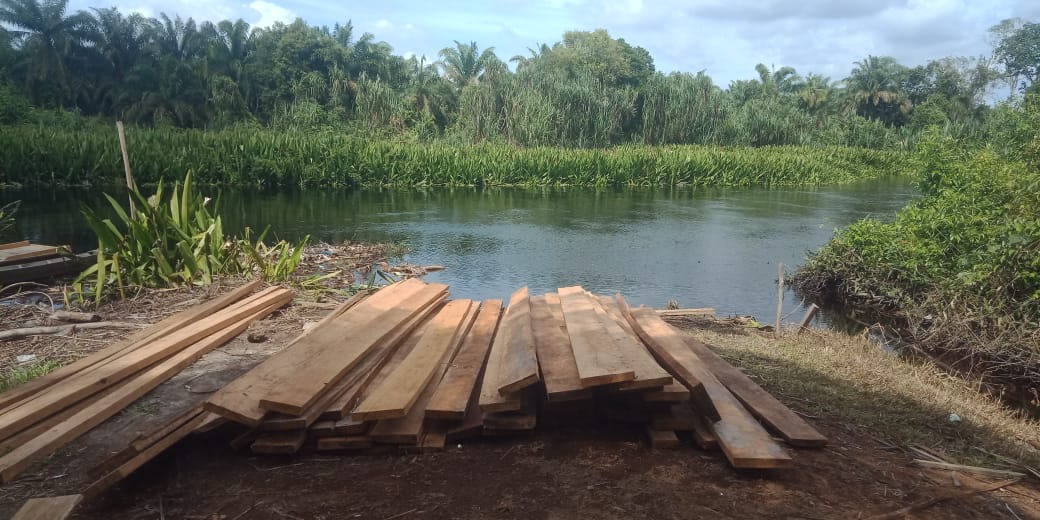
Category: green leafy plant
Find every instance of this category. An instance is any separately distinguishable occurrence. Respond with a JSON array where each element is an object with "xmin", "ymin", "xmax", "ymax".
[
  {"xmin": 240, "ymin": 226, "xmax": 310, "ymax": 282},
  {"xmin": 0, "ymin": 200, "xmax": 19, "ymax": 237}
]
